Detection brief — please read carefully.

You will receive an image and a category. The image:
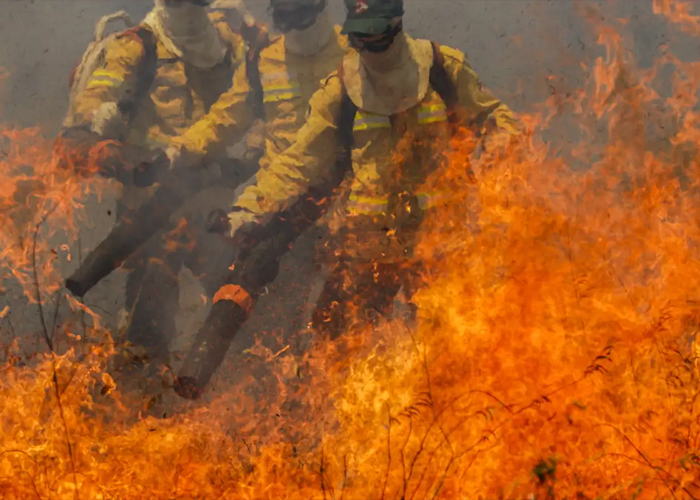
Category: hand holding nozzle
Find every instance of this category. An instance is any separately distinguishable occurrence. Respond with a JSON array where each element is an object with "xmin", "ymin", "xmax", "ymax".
[
  {"xmin": 131, "ymin": 148, "xmax": 172, "ymax": 187},
  {"xmin": 205, "ymin": 207, "xmax": 261, "ymax": 258},
  {"xmin": 205, "ymin": 208, "xmax": 231, "ymax": 235}
]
